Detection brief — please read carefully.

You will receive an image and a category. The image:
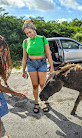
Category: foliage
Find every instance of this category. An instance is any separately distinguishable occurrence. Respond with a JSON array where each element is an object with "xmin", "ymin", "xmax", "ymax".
[
  {"xmin": 12, "ymin": 60, "xmax": 22, "ymax": 69},
  {"xmin": 73, "ymin": 32, "xmax": 82, "ymax": 43}
]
